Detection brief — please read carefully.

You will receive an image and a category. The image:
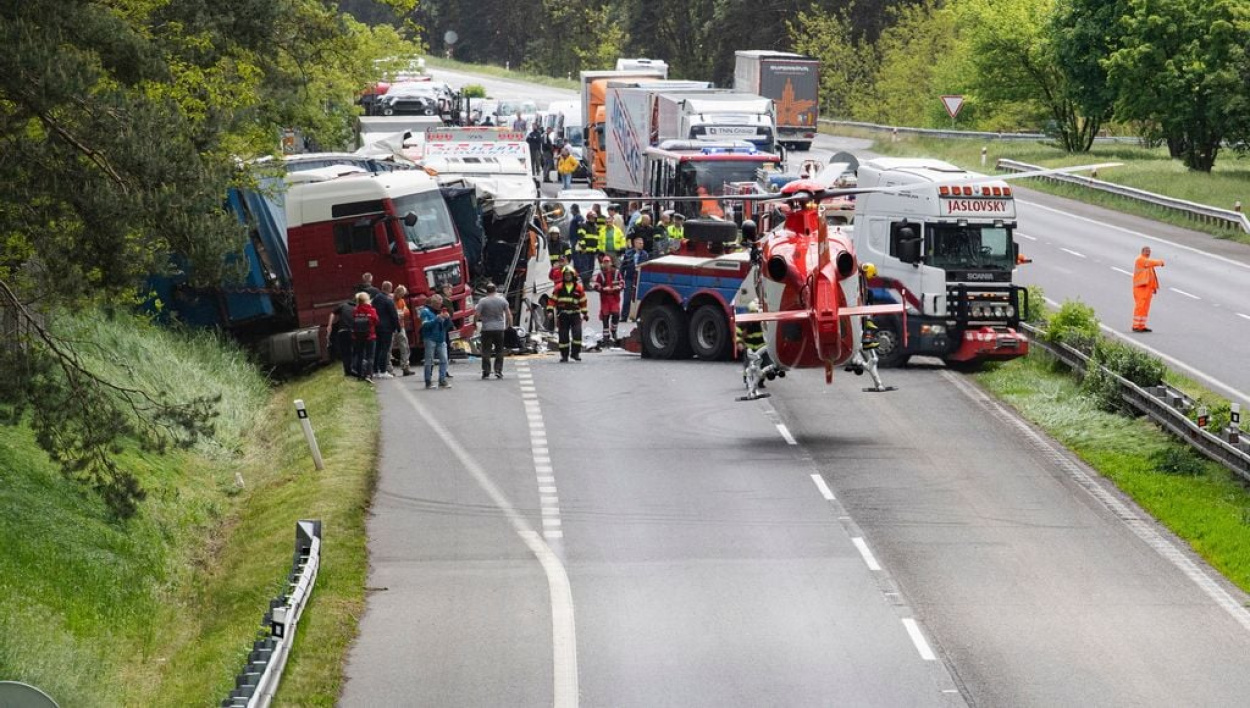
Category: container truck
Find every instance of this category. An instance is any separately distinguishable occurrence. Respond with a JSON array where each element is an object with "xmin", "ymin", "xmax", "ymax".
[
  {"xmin": 580, "ymin": 70, "xmax": 666, "ymax": 189},
  {"xmin": 653, "ymin": 92, "xmax": 778, "ymax": 155},
  {"xmin": 150, "ymin": 163, "xmax": 477, "ymax": 365},
  {"xmin": 733, "ymin": 51, "xmax": 820, "ymax": 151},
  {"xmin": 602, "ymin": 82, "xmax": 714, "ymax": 196}
]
